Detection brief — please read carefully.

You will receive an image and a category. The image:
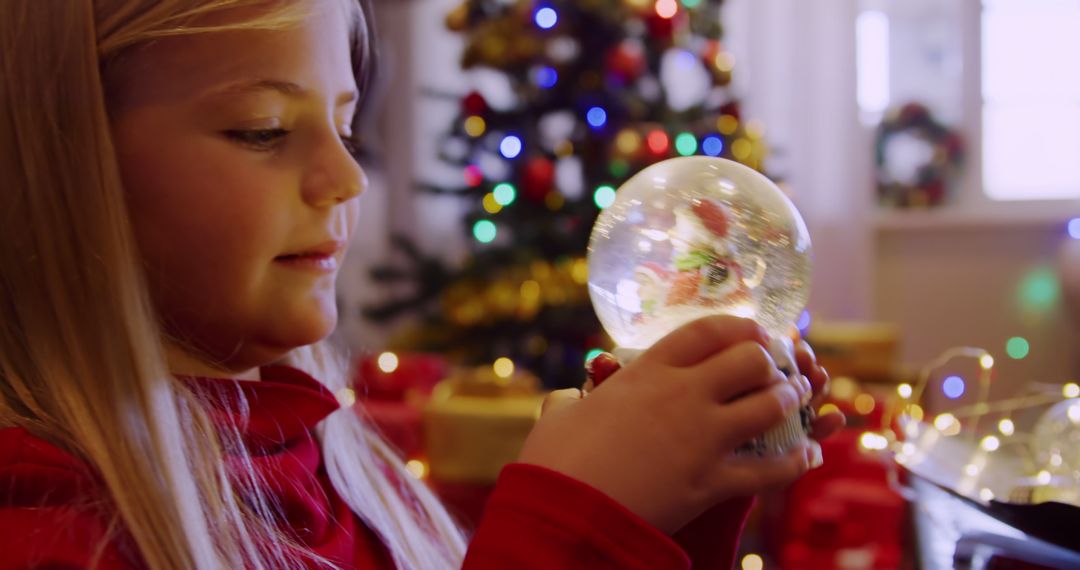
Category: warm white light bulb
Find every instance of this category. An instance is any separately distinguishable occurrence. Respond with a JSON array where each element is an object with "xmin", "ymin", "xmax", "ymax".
[{"xmin": 377, "ymin": 352, "xmax": 399, "ymax": 373}]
